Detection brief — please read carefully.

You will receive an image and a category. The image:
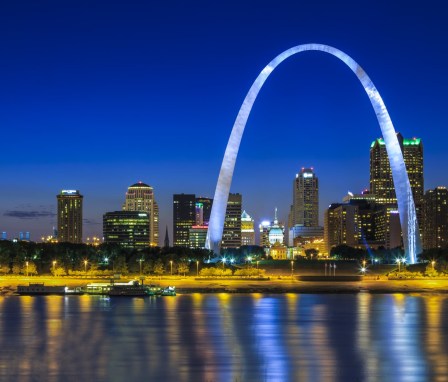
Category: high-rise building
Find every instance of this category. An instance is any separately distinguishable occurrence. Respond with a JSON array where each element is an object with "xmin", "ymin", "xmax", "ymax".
[
  {"xmin": 123, "ymin": 182, "xmax": 159, "ymax": 246},
  {"xmin": 196, "ymin": 197, "xmax": 213, "ymax": 226},
  {"xmin": 324, "ymin": 203, "xmax": 359, "ymax": 254},
  {"xmin": 57, "ymin": 190, "xmax": 83, "ymax": 243},
  {"xmin": 292, "ymin": 168, "xmax": 319, "ymax": 227},
  {"xmin": 221, "ymin": 193, "xmax": 242, "ymax": 249},
  {"xmin": 241, "ymin": 210, "xmax": 255, "ymax": 246},
  {"xmin": 423, "ymin": 187, "xmax": 448, "ymax": 250},
  {"xmin": 370, "ymin": 134, "xmax": 423, "ymax": 210},
  {"xmin": 103, "ymin": 211, "xmax": 150, "ymax": 249},
  {"xmin": 173, "ymin": 194, "xmax": 196, "ymax": 246},
  {"xmin": 259, "ymin": 221, "xmax": 271, "ymax": 247},
  {"xmin": 189, "ymin": 226, "xmax": 208, "ymax": 248},
  {"xmin": 324, "ymin": 194, "xmax": 401, "ymax": 254}
]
